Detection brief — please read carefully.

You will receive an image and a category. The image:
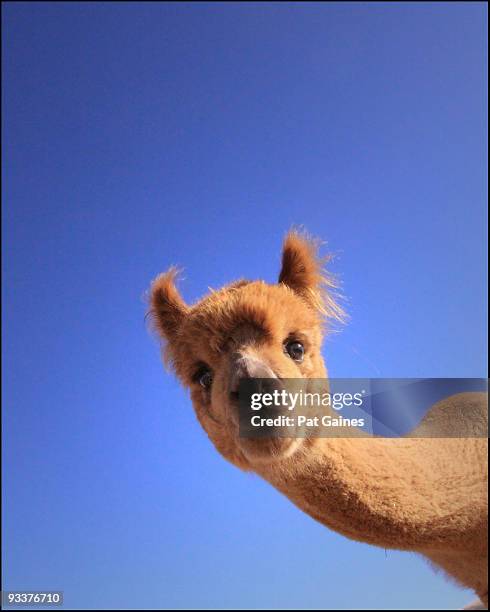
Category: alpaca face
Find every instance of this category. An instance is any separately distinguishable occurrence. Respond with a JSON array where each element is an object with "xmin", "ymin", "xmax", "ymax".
[
  {"xmin": 149, "ymin": 233, "xmax": 343, "ymax": 470},
  {"xmin": 163, "ymin": 282, "xmax": 326, "ymax": 468}
]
